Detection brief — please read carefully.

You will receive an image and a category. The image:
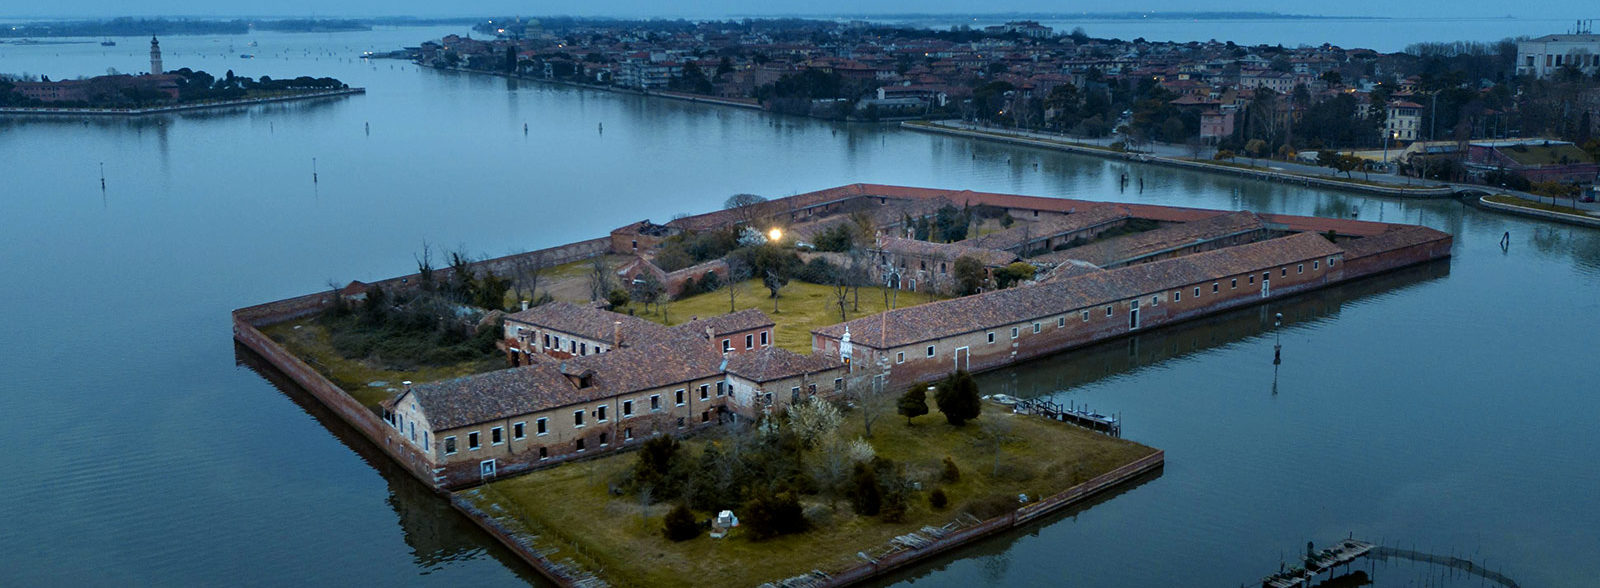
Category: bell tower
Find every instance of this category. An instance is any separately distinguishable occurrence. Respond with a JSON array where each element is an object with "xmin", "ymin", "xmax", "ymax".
[{"xmin": 149, "ymin": 36, "xmax": 163, "ymax": 75}]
